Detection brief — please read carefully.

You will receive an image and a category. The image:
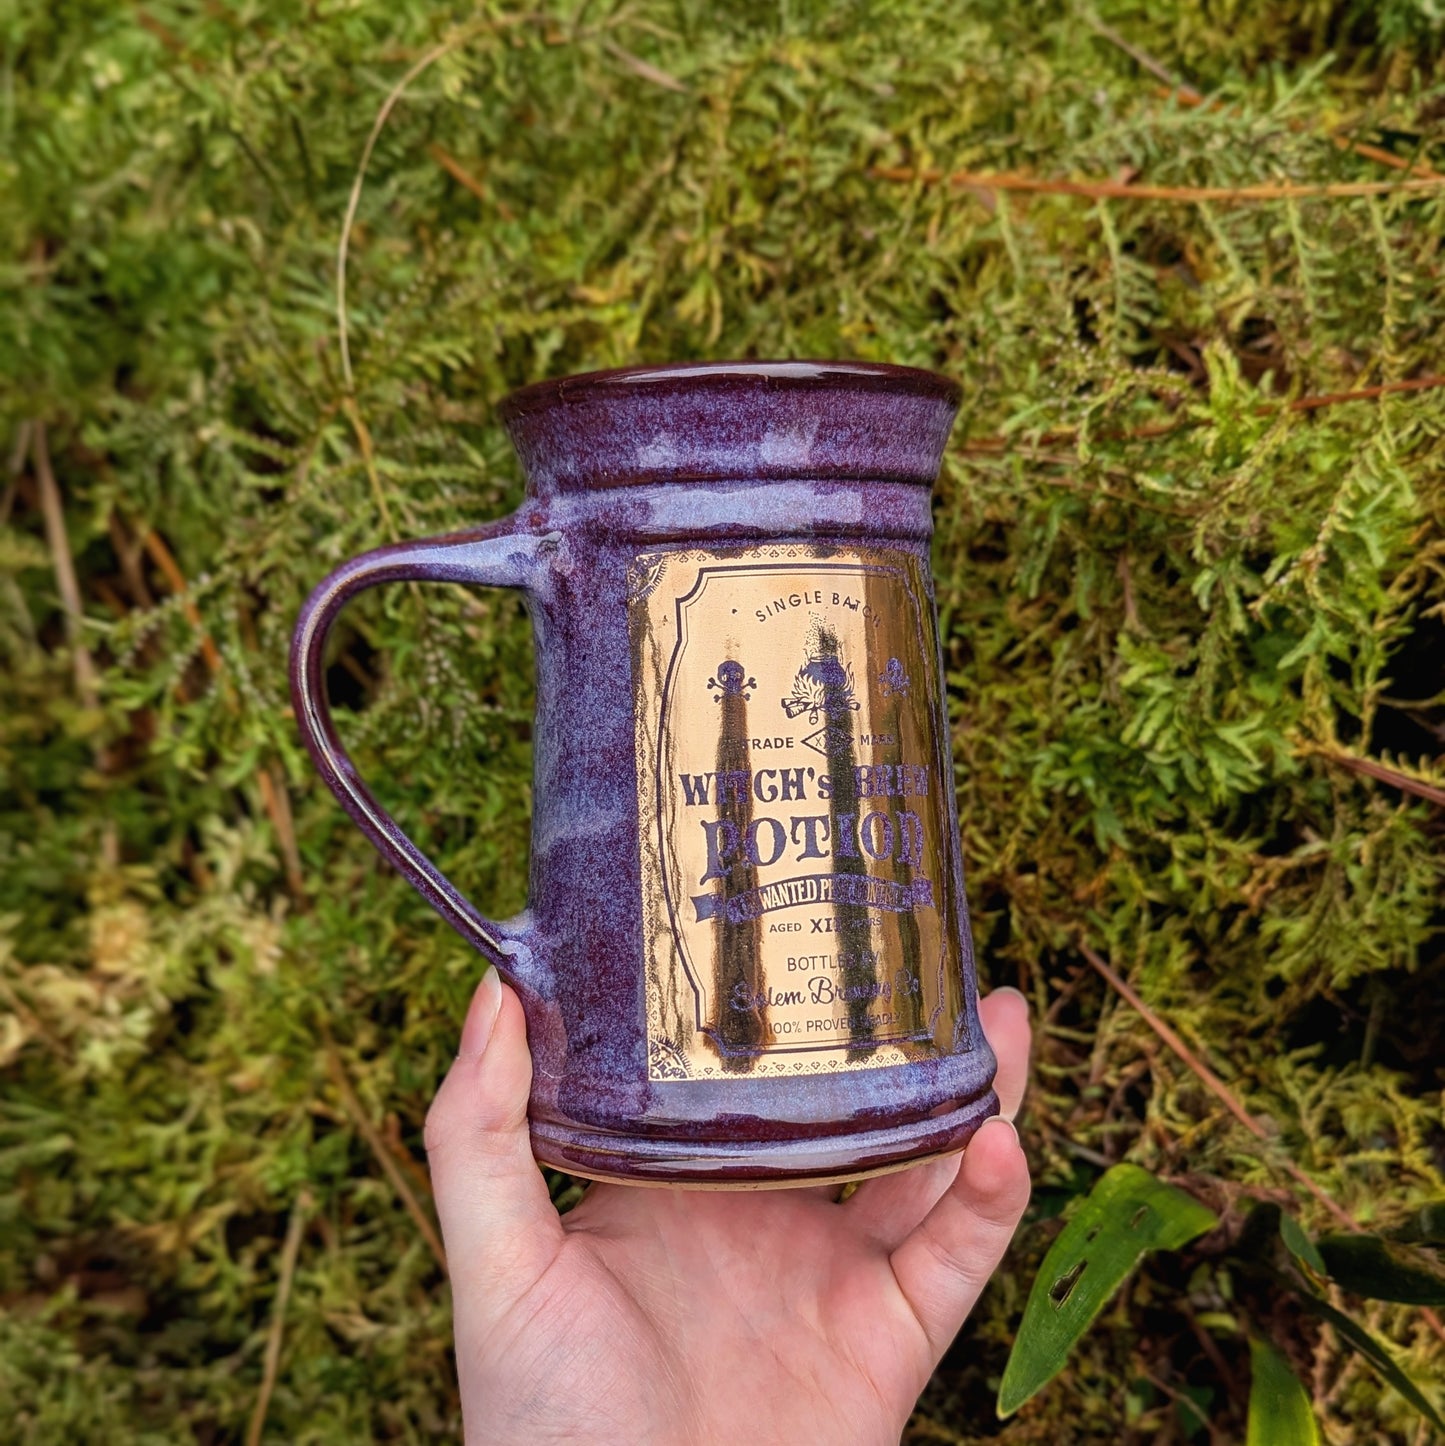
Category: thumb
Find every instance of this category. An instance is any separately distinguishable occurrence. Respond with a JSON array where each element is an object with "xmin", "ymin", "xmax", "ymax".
[{"xmin": 425, "ymin": 969, "xmax": 563, "ymax": 1322}]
